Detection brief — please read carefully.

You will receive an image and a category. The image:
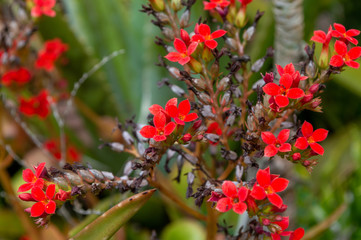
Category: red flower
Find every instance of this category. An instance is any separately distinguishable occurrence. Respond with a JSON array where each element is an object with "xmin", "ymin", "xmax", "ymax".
[
  {"xmin": 250, "ymin": 167, "xmax": 289, "ymax": 208},
  {"xmin": 261, "ymin": 129, "xmax": 291, "ymax": 157},
  {"xmin": 19, "ymin": 90, "xmax": 51, "ymax": 118},
  {"xmin": 205, "ymin": 122, "xmax": 222, "ymax": 145},
  {"xmin": 140, "ymin": 112, "xmax": 176, "ymax": 142},
  {"xmin": 149, "ymin": 98, "xmax": 177, "ymax": 121},
  {"xmin": 294, "ymin": 121, "xmax": 328, "ymax": 155},
  {"xmin": 311, "ymin": 26, "xmax": 333, "ymax": 45},
  {"xmin": 215, "ymin": 181, "xmax": 248, "ymax": 214},
  {"xmin": 203, "ymin": 0, "xmax": 230, "ymax": 10},
  {"xmin": 35, "ymin": 39, "xmax": 68, "ymax": 71},
  {"xmin": 166, "ymin": 99, "xmax": 198, "ymax": 125},
  {"xmin": 30, "ymin": 184, "xmax": 56, "ymax": 217},
  {"xmin": 331, "ymin": 23, "xmax": 360, "ymax": 45},
  {"xmin": 31, "ymin": 0, "xmax": 56, "ymax": 18},
  {"xmin": 263, "ymin": 73, "xmax": 305, "ymax": 108},
  {"xmin": 289, "ymin": 228, "xmax": 305, "ymax": 240},
  {"xmin": 191, "ymin": 24, "xmax": 227, "ymax": 50},
  {"xmin": 276, "ymin": 63, "xmax": 307, "ymax": 88},
  {"xmin": 180, "ymin": 29, "xmax": 191, "ymax": 46},
  {"xmin": 1, "ymin": 67, "xmax": 31, "ymax": 86},
  {"xmin": 330, "ymin": 40, "xmax": 361, "ymax": 69},
  {"xmin": 54, "ymin": 189, "xmax": 70, "ymax": 201},
  {"xmin": 165, "ymin": 38, "xmax": 198, "ymax": 65},
  {"xmin": 18, "ymin": 163, "xmax": 46, "ymax": 192},
  {"xmin": 270, "ymin": 216, "xmax": 290, "ymax": 240}
]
